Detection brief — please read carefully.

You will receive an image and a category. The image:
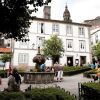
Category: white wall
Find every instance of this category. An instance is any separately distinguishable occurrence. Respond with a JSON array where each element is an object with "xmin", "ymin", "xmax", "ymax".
[
  {"xmin": 91, "ymin": 28, "xmax": 100, "ymax": 46},
  {"xmin": 12, "ymin": 19, "xmax": 91, "ymax": 68}
]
